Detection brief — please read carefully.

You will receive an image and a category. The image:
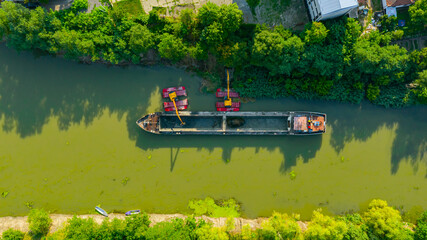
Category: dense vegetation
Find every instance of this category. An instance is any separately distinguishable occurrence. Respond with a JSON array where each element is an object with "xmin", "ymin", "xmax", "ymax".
[
  {"xmin": 0, "ymin": 0, "xmax": 425, "ymax": 107},
  {"xmin": 1, "ymin": 199, "xmax": 427, "ymax": 240}
]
